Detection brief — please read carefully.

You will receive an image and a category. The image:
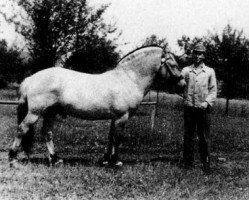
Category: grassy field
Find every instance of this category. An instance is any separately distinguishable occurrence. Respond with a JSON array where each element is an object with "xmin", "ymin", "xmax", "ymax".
[{"xmin": 0, "ymin": 89, "xmax": 249, "ymax": 199}]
